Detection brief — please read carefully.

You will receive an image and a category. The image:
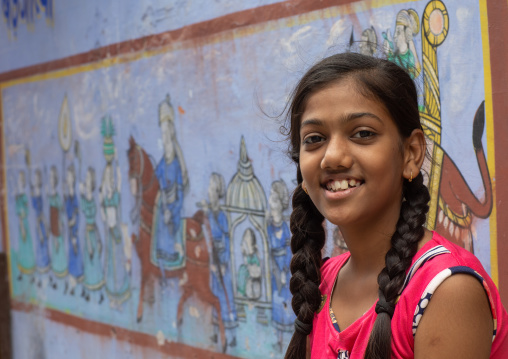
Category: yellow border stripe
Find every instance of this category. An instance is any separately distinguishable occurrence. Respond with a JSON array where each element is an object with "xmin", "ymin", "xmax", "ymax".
[{"xmin": 479, "ymin": 0, "xmax": 497, "ymax": 285}]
